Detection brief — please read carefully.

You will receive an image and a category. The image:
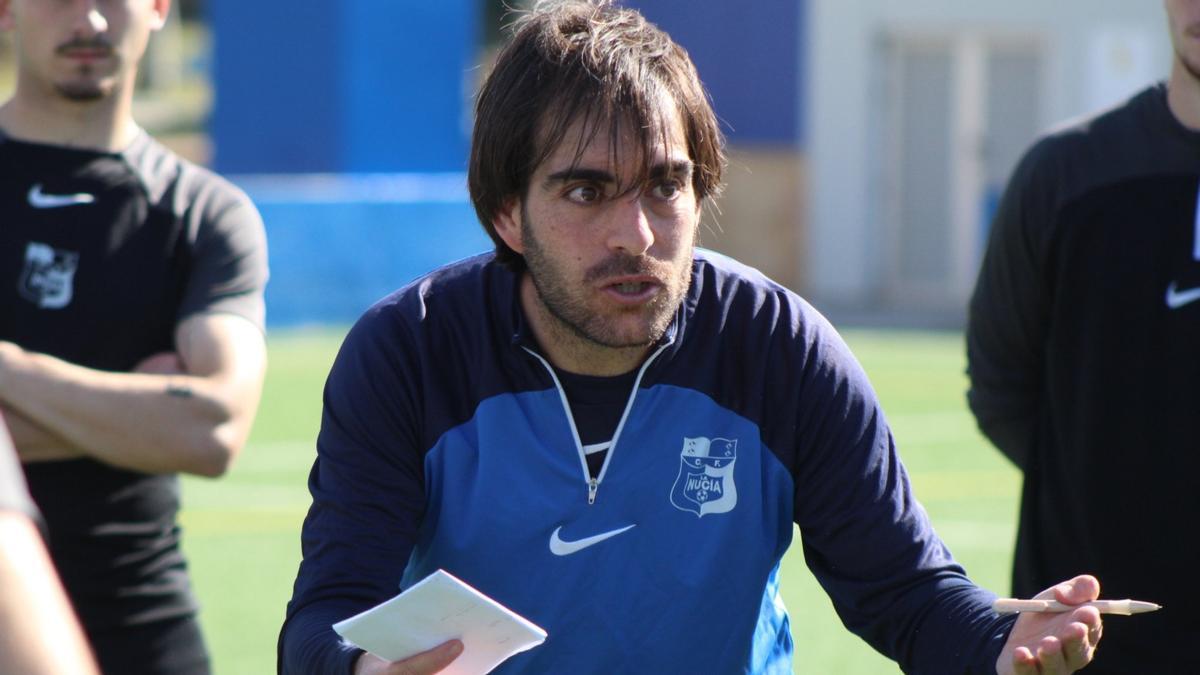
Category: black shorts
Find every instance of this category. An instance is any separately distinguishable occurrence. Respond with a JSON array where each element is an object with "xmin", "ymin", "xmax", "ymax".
[{"xmin": 89, "ymin": 615, "xmax": 211, "ymax": 675}]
